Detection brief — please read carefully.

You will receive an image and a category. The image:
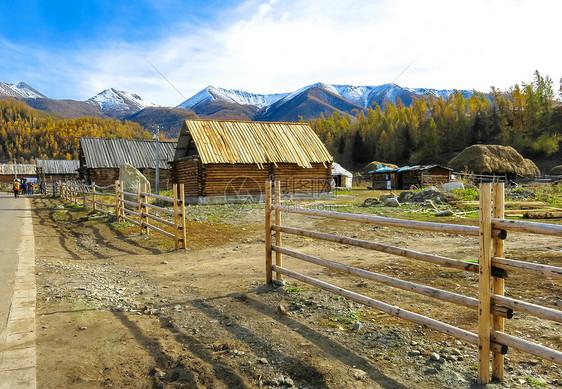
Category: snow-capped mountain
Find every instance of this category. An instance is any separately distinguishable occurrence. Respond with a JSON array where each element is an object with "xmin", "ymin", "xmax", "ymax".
[
  {"xmin": 177, "ymin": 85, "xmax": 288, "ymax": 109},
  {"xmin": 86, "ymin": 88, "xmax": 155, "ymax": 118},
  {"xmin": 0, "ymin": 82, "xmax": 46, "ymax": 99}
]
